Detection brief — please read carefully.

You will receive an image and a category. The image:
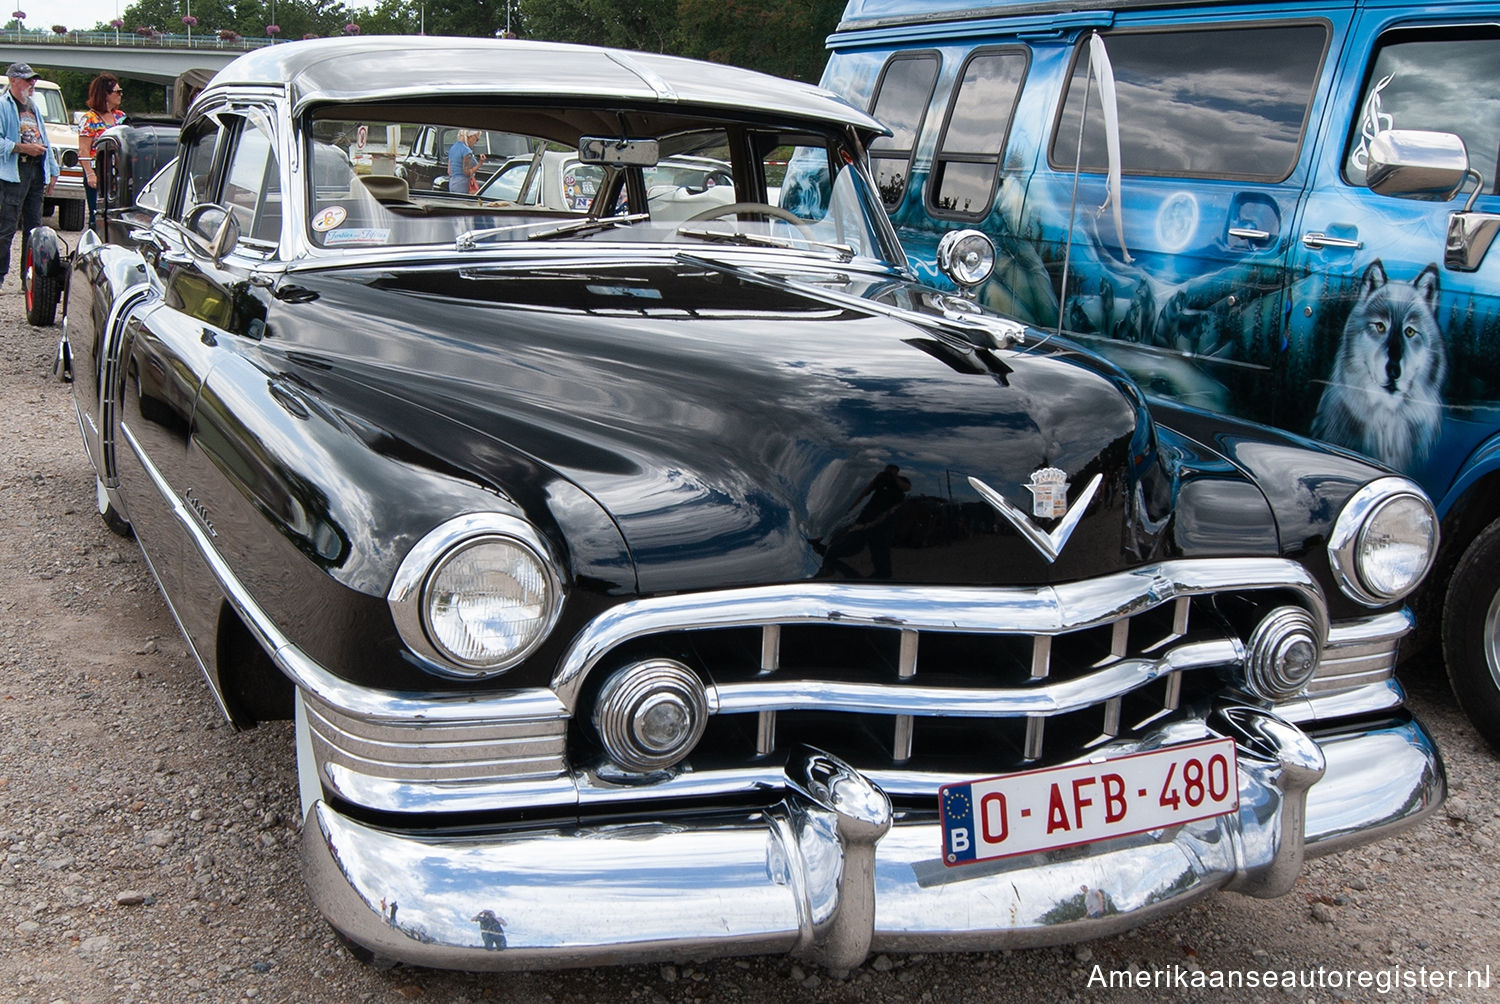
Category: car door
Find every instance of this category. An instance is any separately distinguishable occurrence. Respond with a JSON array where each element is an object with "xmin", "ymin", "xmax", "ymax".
[
  {"xmin": 1284, "ymin": 8, "xmax": 1500, "ymax": 499},
  {"xmin": 111, "ymin": 110, "xmax": 227, "ymax": 672},
  {"xmin": 1025, "ymin": 9, "xmax": 1354, "ymax": 419},
  {"xmin": 114, "ymin": 106, "xmax": 280, "ymax": 707}
]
